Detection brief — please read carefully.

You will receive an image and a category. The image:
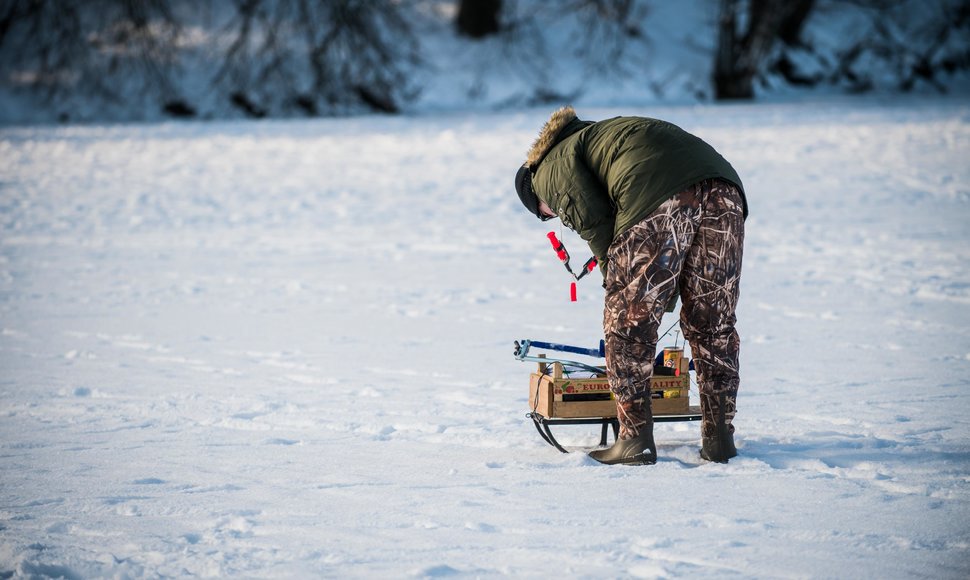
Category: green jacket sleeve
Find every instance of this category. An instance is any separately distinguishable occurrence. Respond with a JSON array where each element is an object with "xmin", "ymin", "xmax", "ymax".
[{"xmin": 559, "ymin": 158, "xmax": 615, "ymax": 275}]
